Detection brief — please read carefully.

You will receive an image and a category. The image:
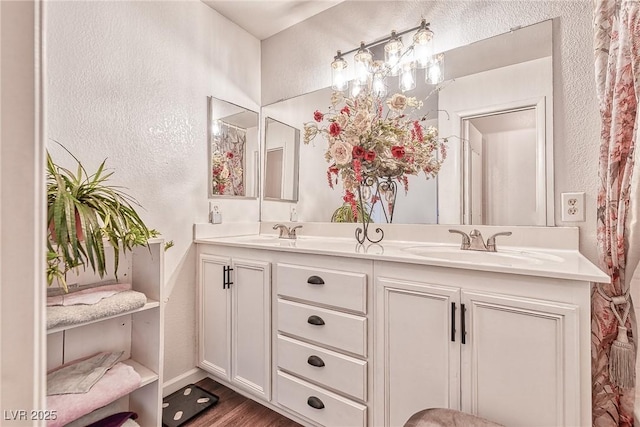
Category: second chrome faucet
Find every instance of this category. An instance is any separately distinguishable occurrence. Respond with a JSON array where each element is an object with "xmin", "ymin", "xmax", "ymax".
[
  {"xmin": 273, "ymin": 224, "xmax": 303, "ymax": 239},
  {"xmin": 449, "ymin": 229, "xmax": 512, "ymax": 252}
]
